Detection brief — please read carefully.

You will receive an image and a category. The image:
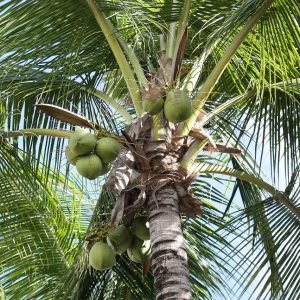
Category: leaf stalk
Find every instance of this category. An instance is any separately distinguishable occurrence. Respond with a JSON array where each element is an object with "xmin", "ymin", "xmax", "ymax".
[
  {"xmin": 179, "ymin": 0, "xmax": 275, "ymax": 136},
  {"xmin": 86, "ymin": 0, "xmax": 142, "ymax": 116},
  {"xmin": 0, "ymin": 129, "xmax": 73, "ymax": 141},
  {"xmin": 190, "ymin": 163, "xmax": 300, "ymax": 218}
]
